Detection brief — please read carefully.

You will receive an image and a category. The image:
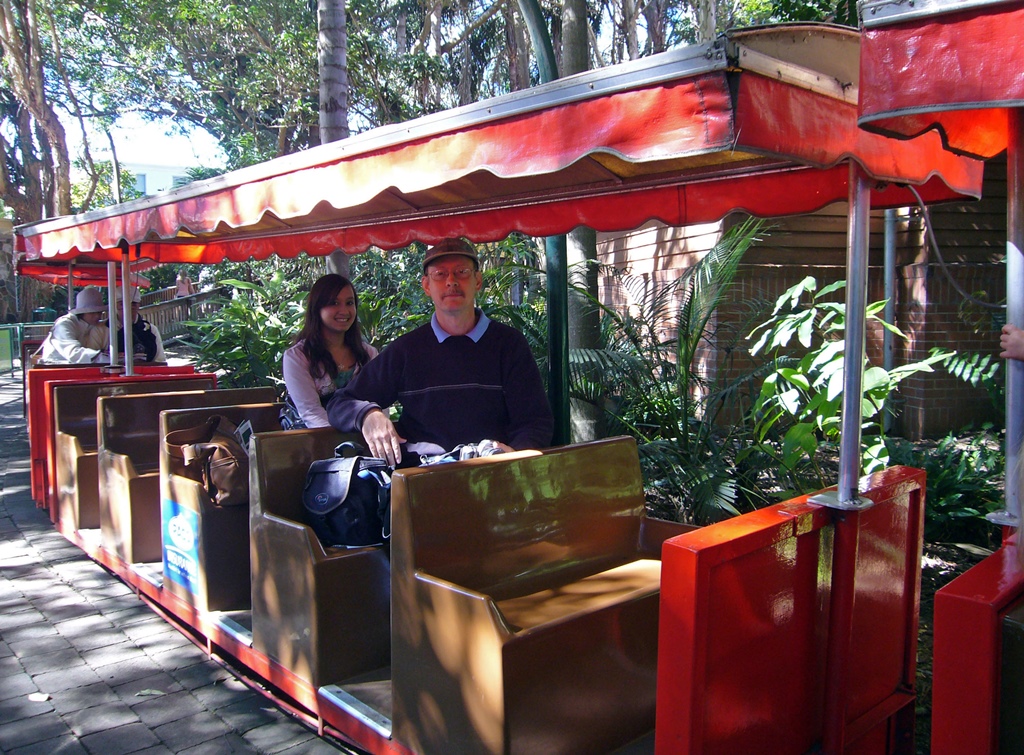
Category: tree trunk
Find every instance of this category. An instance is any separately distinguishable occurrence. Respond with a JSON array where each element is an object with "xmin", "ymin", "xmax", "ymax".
[
  {"xmin": 698, "ymin": 0, "xmax": 717, "ymax": 43},
  {"xmin": 0, "ymin": 0, "xmax": 73, "ymax": 218},
  {"xmin": 562, "ymin": 0, "xmax": 603, "ymax": 442},
  {"xmin": 642, "ymin": 0, "xmax": 668, "ymax": 54},
  {"xmin": 318, "ymin": 0, "xmax": 349, "ymax": 143},
  {"xmin": 318, "ymin": 0, "xmax": 351, "ymax": 278}
]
